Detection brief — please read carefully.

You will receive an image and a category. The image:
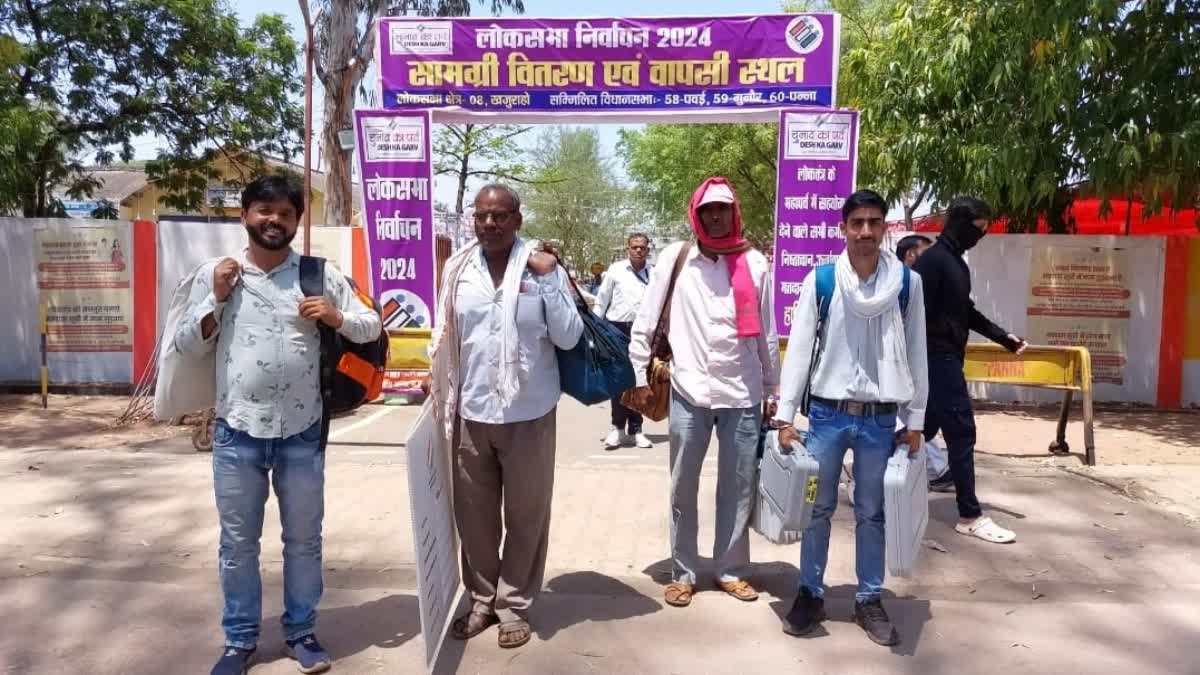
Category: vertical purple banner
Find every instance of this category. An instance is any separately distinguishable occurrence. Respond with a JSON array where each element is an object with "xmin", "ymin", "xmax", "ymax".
[
  {"xmin": 354, "ymin": 109, "xmax": 436, "ymax": 331},
  {"xmin": 773, "ymin": 108, "xmax": 859, "ymax": 337}
]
